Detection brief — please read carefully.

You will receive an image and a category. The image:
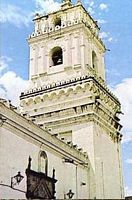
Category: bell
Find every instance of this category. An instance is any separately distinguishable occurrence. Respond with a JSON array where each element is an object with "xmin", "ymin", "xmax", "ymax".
[{"xmin": 57, "ymin": 58, "xmax": 62, "ymax": 64}]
